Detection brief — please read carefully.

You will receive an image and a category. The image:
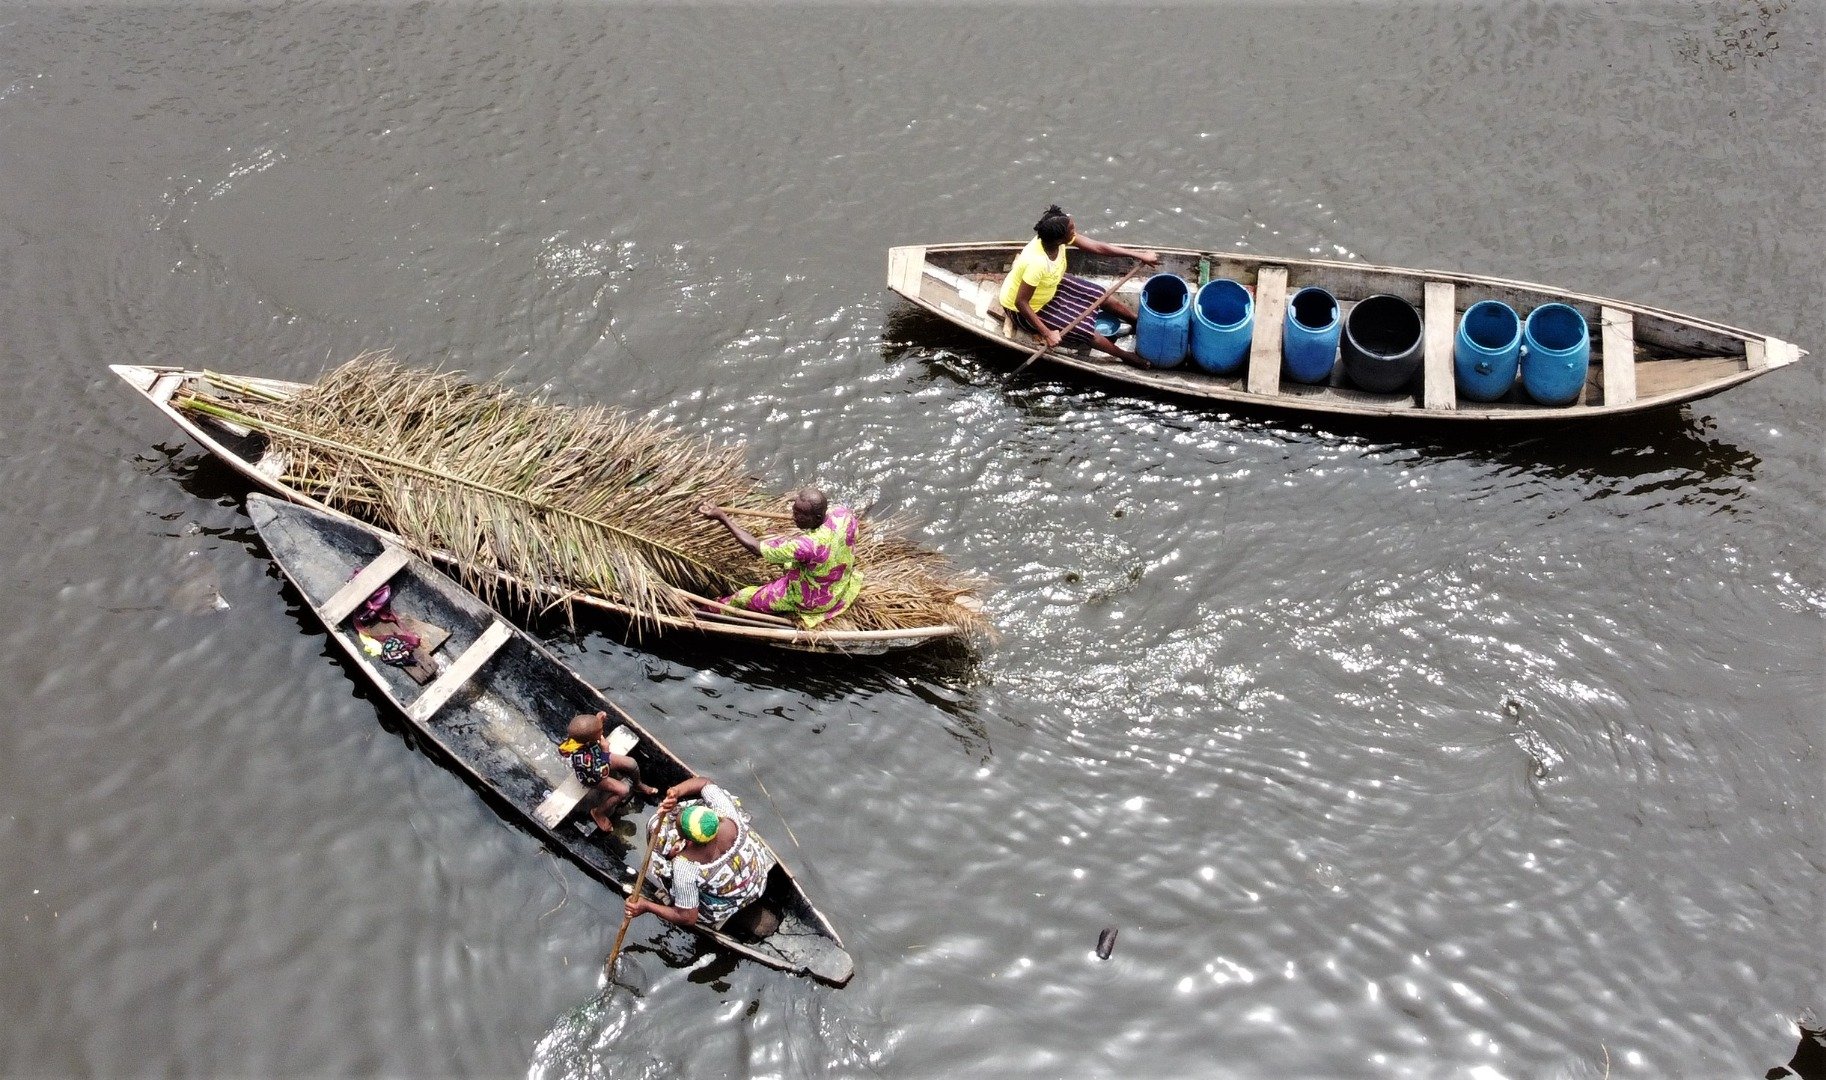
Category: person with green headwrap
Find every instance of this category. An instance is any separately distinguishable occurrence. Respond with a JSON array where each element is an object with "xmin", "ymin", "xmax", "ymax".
[{"xmin": 623, "ymin": 775, "xmax": 776, "ymax": 930}]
